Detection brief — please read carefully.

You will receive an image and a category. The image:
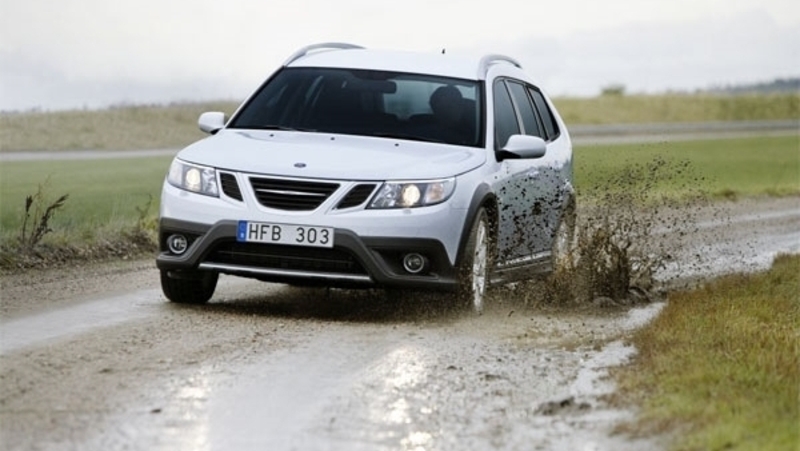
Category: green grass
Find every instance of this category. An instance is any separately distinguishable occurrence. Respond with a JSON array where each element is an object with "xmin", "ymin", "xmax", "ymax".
[
  {"xmin": 575, "ymin": 135, "xmax": 800, "ymax": 199},
  {"xmin": 614, "ymin": 253, "xmax": 800, "ymax": 451},
  {"xmin": 0, "ymin": 156, "xmax": 172, "ymax": 244}
]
